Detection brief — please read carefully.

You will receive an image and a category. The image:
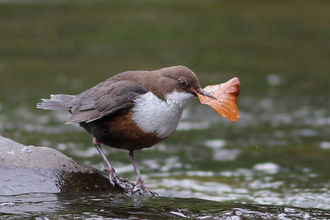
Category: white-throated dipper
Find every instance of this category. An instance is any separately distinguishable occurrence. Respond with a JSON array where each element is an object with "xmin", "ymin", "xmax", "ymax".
[{"xmin": 37, "ymin": 65, "xmax": 216, "ymax": 195}]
